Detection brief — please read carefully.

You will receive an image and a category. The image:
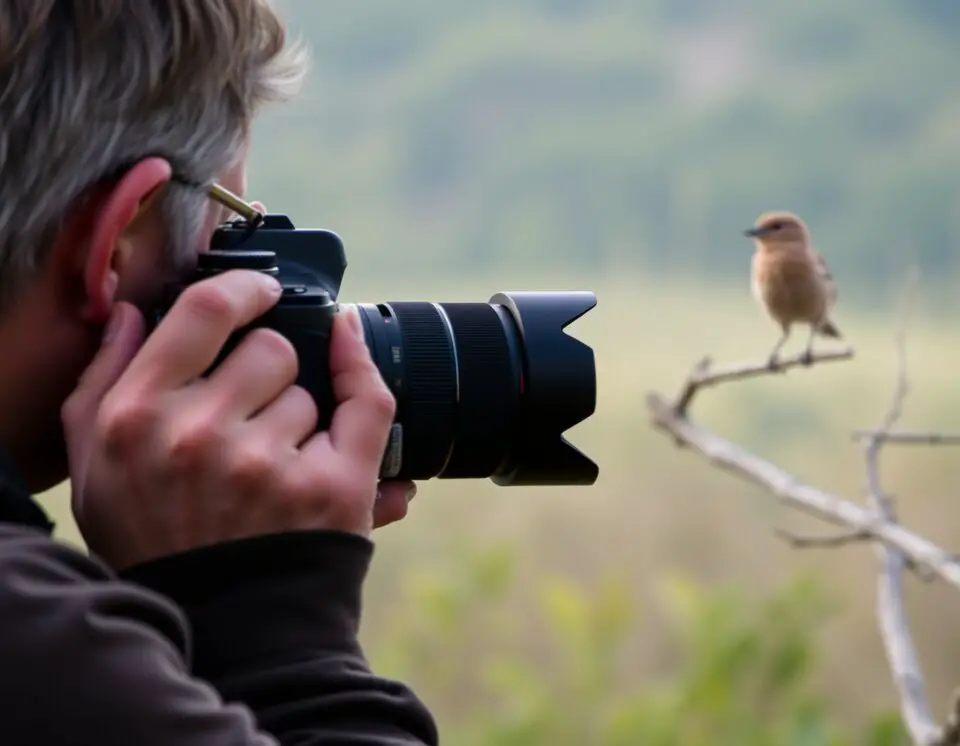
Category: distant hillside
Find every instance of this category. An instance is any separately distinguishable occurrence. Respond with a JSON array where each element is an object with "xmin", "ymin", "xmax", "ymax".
[{"xmin": 251, "ymin": 0, "xmax": 960, "ymax": 303}]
